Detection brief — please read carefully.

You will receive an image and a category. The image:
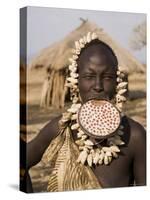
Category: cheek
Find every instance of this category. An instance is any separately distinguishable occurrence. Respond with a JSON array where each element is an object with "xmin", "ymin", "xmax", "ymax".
[
  {"xmin": 78, "ymin": 78, "xmax": 94, "ymax": 102},
  {"xmin": 78, "ymin": 78, "xmax": 93, "ymax": 92},
  {"xmin": 103, "ymin": 80, "xmax": 117, "ymax": 94}
]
